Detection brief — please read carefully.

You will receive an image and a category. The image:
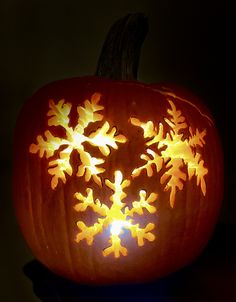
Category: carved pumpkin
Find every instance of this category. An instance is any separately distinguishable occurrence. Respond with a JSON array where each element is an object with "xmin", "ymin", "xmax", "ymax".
[{"xmin": 13, "ymin": 14, "xmax": 223, "ymax": 284}]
